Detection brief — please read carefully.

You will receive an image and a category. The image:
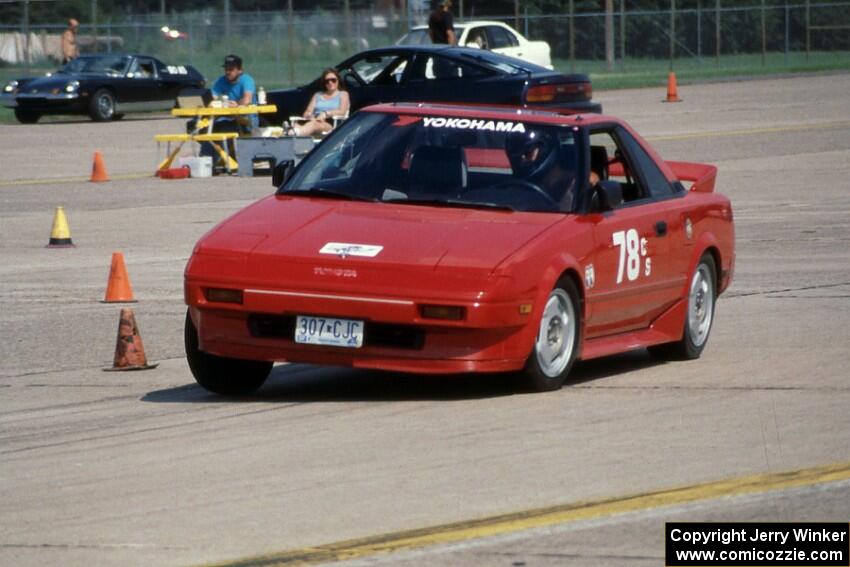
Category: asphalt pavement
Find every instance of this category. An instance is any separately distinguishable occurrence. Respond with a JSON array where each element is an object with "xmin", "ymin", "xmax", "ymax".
[{"xmin": 0, "ymin": 73, "xmax": 848, "ymax": 567}]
